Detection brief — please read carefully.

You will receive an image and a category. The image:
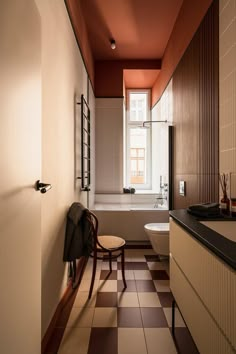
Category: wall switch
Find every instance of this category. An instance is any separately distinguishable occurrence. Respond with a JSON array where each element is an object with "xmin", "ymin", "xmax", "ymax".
[{"xmin": 179, "ymin": 181, "xmax": 186, "ymax": 196}]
